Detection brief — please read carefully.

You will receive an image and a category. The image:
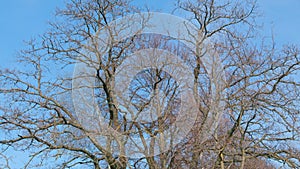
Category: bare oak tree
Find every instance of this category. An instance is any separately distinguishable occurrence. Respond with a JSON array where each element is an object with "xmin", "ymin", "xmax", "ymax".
[{"xmin": 0, "ymin": 0, "xmax": 300, "ymax": 168}]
